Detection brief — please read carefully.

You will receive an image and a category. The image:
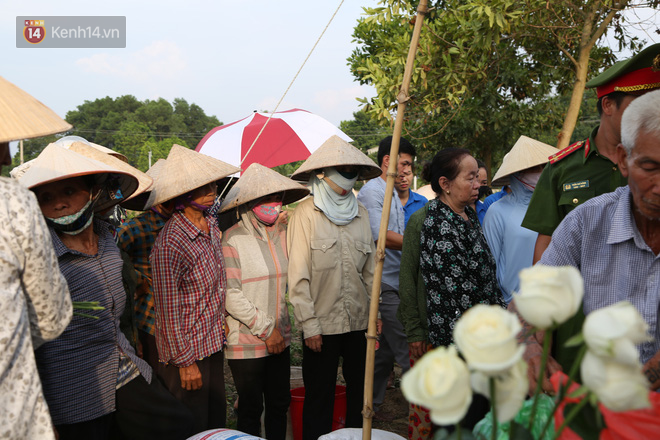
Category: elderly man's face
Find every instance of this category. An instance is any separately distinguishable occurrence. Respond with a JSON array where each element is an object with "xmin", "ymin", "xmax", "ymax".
[
  {"xmin": 33, "ymin": 177, "xmax": 91, "ymax": 218},
  {"xmin": 619, "ymin": 130, "xmax": 660, "ymax": 220}
]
